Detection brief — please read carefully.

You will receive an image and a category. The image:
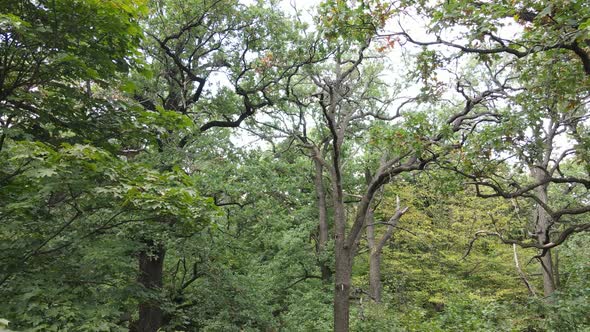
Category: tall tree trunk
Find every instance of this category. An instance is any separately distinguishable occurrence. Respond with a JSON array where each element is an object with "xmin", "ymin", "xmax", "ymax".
[
  {"xmin": 532, "ymin": 169, "xmax": 556, "ymax": 297},
  {"xmin": 366, "ymin": 198, "xmax": 407, "ymax": 303},
  {"xmin": 368, "ymin": 252, "xmax": 381, "ymax": 303},
  {"xmin": 332, "ymin": 157, "xmax": 350, "ymax": 332},
  {"xmin": 313, "ymin": 157, "xmax": 331, "ymax": 281},
  {"xmin": 554, "ymin": 247, "xmax": 560, "ymax": 289},
  {"xmin": 366, "ymin": 209, "xmax": 381, "ymax": 302},
  {"xmin": 130, "ymin": 241, "xmax": 166, "ymax": 332},
  {"xmin": 334, "ymin": 246, "xmax": 351, "ymax": 332},
  {"xmin": 538, "ymin": 246, "xmax": 555, "ymax": 297}
]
